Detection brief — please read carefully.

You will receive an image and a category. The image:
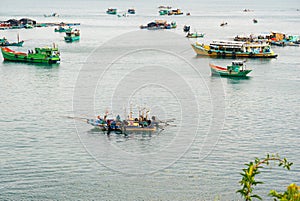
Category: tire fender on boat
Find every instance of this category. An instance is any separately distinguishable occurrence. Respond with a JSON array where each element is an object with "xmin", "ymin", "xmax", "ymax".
[
  {"xmin": 14, "ymin": 55, "xmax": 18, "ymax": 58},
  {"xmin": 222, "ymin": 52, "xmax": 226, "ymax": 57},
  {"xmin": 217, "ymin": 52, "xmax": 221, "ymax": 56},
  {"xmin": 208, "ymin": 50, "xmax": 212, "ymax": 54},
  {"xmin": 249, "ymin": 52, "xmax": 254, "ymax": 57}
]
